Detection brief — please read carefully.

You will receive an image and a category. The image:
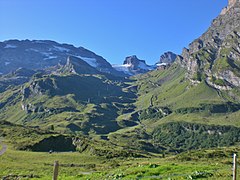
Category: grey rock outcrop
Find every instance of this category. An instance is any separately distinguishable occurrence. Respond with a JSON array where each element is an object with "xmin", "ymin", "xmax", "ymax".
[
  {"xmin": 179, "ymin": 0, "xmax": 240, "ymax": 89},
  {"xmin": 60, "ymin": 56, "xmax": 100, "ymax": 75},
  {"xmin": 221, "ymin": 0, "xmax": 239, "ymax": 15},
  {"xmin": 124, "ymin": 55, "xmax": 154, "ymax": 74},
  {"xmin": 156, "ymin": 52, "xmax": 177, "ymax": 65},
  {"xmin": 123, "ymin": 55, "xmax": 146, "ymax": 70},
  {"xmin": 113, "ymin": 55, "xmax": 154, "ymax": 75}
]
